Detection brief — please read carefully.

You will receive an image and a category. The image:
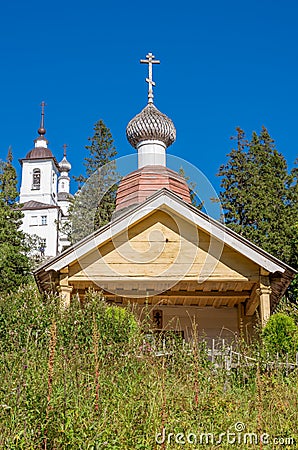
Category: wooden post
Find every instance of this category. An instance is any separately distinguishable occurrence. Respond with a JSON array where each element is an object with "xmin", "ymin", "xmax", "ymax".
[
  {"xmin": 59, "ymin": 267, "xmax": 73, "ymax": 308},
  {"xmin": 259, "ymin": 275, "xmax": 271, "ymax": 327},
  {"xmin": 237, "ymin": 303, "xmax": 244, "ymax": 338},
  {"xmin": 59, "ymin": 285, "xmax": 73, "ymax": 308}
]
